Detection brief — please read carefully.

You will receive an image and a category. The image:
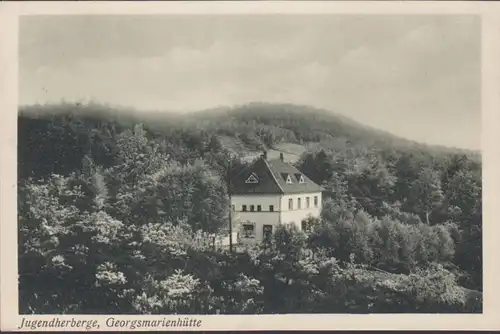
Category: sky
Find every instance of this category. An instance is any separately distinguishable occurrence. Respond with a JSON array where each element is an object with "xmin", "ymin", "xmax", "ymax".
[{"xmin": 19, "ymin": 15, "xmax": 480, "ymax": 150}]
